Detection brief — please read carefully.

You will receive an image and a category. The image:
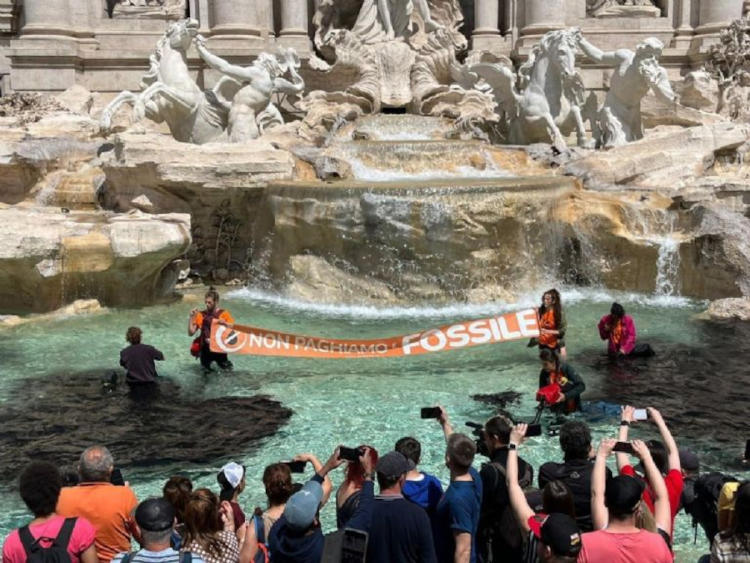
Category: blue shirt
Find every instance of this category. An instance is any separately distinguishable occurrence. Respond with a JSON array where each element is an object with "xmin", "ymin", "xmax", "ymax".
[
  {"xmin": 403, "ymin": 472, "xmax": 444, "ymax": 511},
  {"xmin": 435, "ymin": 467, "xmax": 483, "ymax": 563}
]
